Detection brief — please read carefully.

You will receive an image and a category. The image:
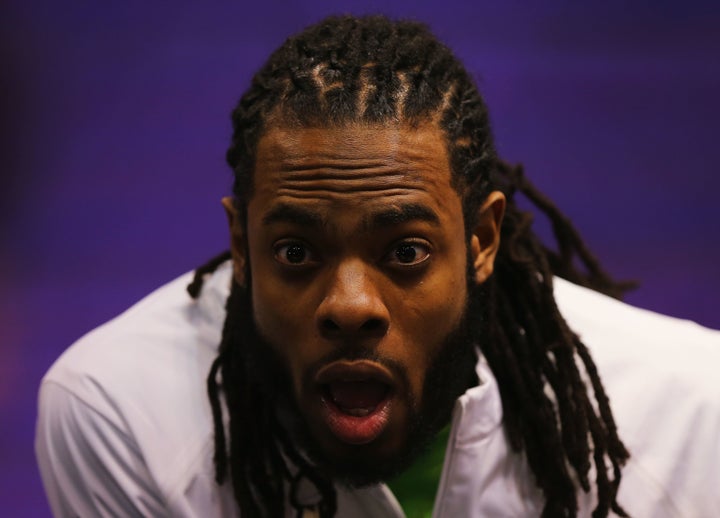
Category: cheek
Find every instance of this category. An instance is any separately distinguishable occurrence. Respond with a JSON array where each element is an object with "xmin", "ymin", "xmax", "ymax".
[
  {"xmin": 248, "ymin": 240, "xmax": 307, "ymax": 343},
  {"xmin": 250, "ymin": 271, "xmax": 335, "ymax": 399},
  {"xmin": 252, "ymin": 279, "xmax": 295, "ymax": 337},
  {"xmin": 392, "ymin": 262, "xmax": 468, "ymax": 395},
  {"xmin": 250, "ymin": 277, "xmax": 310, "ymax": 379}
]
